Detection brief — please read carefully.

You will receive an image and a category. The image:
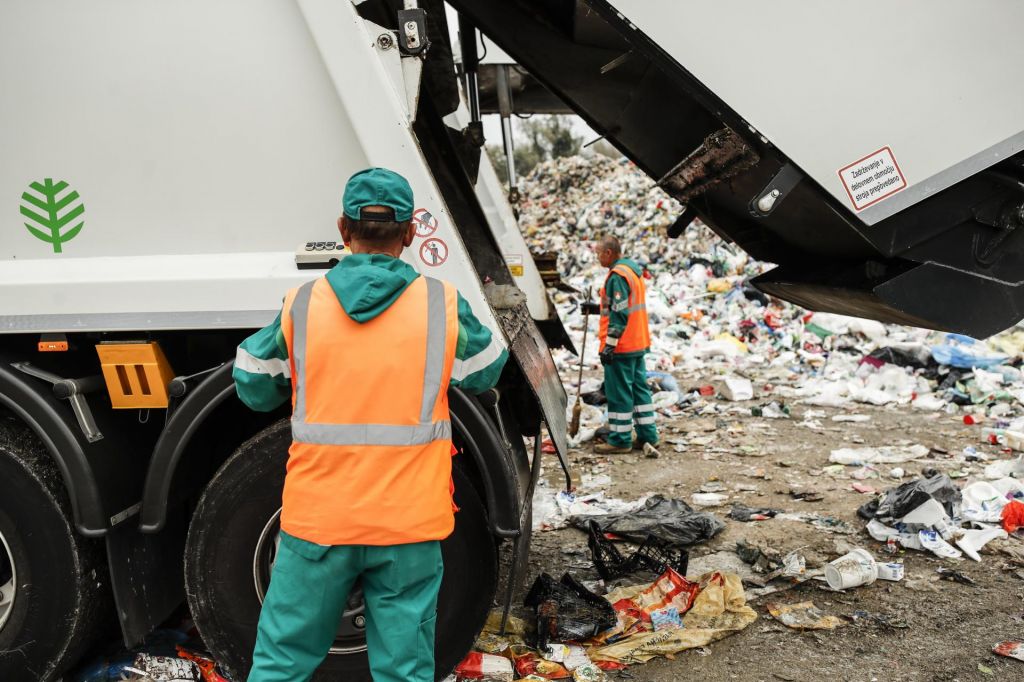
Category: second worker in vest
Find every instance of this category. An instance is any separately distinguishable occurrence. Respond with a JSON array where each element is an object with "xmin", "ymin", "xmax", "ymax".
[
  {"xmin": 585, "ymin": 235, "xmax": 659, "ymax": 454},
  {"xmin": 231, "ymin": 167, "xmax": 508, "ymax": 682}
]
